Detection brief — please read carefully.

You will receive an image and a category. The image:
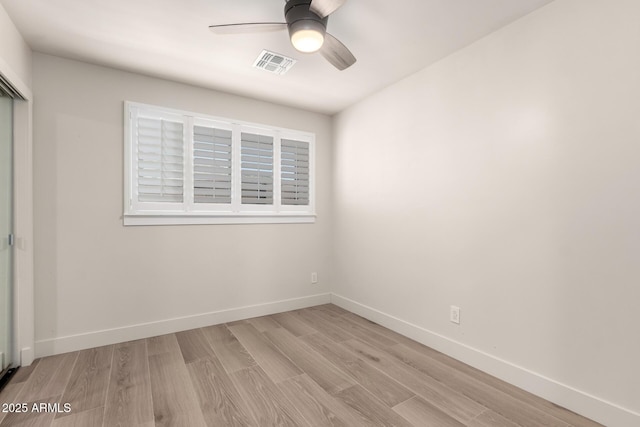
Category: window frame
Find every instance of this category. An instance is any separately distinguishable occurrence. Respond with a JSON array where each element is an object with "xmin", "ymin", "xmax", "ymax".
[{"xmin": 124, "ymin": 102, "xmax": 316, "ymax": 225}]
